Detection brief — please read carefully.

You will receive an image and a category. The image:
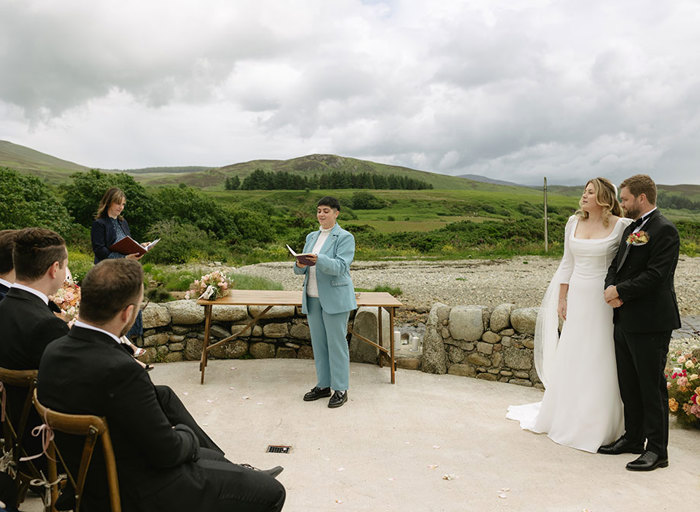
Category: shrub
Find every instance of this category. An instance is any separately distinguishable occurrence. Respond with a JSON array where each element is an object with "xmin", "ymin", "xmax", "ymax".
[{"xmin": 351, "ymin": 191, "xmax": 386, "ymax": 210}]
